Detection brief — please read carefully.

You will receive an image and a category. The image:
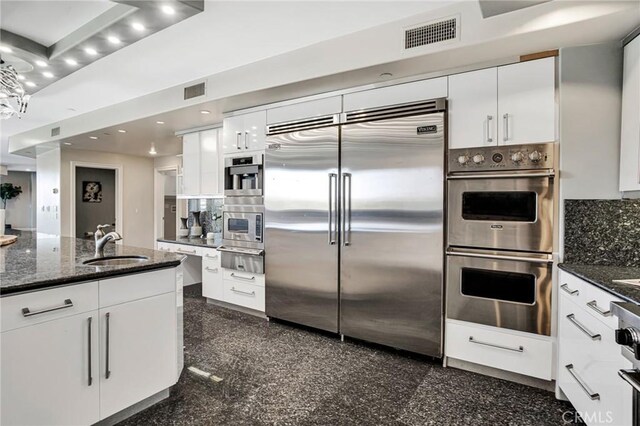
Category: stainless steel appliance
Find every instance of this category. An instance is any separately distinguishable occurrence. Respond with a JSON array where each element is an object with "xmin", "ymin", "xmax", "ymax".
[
  {"xmin": 612, "ymin": 301, "xmax": 640, "ymax": 425},
  {"xmin": 224, "ymin": 154, "xmax": 264, "ymax": 197},
  {"xmin": 448, "ymin": 143, "xmax": 555, "ymax": 253},
  {"xmin": 222, "ymin": 205, "xmax": 263, "ymax": 246},
  {"xmin": 446, "ymin": 143, "xmax": 556, "ymax": 336},
  {"xmin": 265, "ymin": 99, "xmax": 445, "ymax": 357}
]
